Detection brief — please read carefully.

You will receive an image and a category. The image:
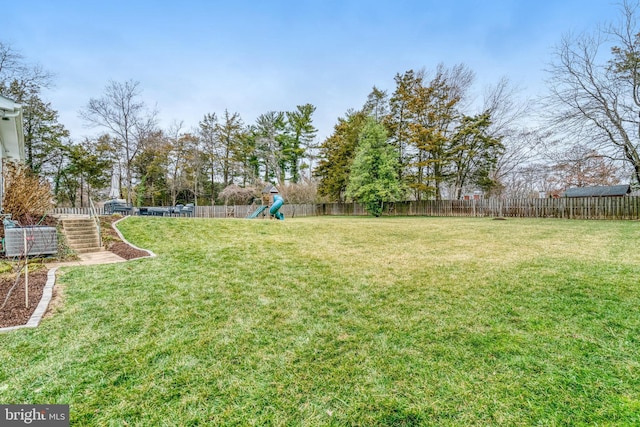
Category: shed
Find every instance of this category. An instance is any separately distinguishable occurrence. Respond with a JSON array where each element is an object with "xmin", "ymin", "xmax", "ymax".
[{"xmin": 563, "ymin": 184, "xmax": 631, "ymax": 198}]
